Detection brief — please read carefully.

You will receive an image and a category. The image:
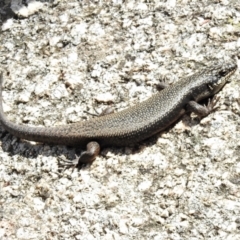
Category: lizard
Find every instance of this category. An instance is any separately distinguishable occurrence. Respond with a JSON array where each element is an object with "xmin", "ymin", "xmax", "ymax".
[{"xmin": 0, "ymin": 60, "xmax": 237, "ymax": 166}]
